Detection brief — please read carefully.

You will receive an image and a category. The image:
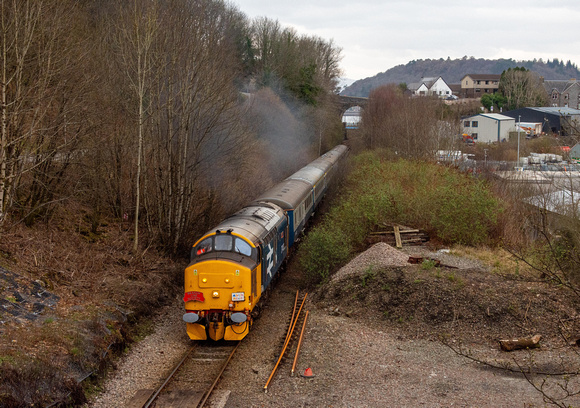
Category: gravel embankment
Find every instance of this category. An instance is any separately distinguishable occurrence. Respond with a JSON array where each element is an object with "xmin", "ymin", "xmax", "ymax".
[{"xmin": 86, "ymin": 244, "xmax": 580, "ymax": 408}]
